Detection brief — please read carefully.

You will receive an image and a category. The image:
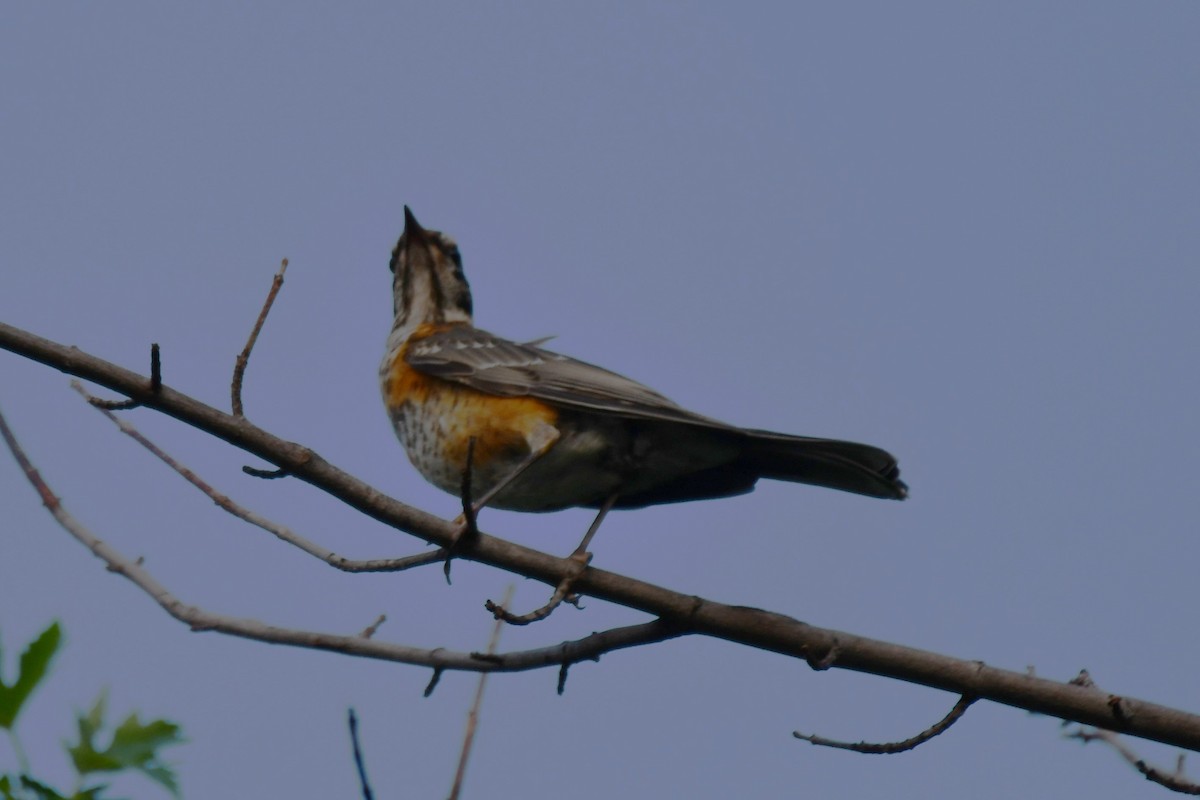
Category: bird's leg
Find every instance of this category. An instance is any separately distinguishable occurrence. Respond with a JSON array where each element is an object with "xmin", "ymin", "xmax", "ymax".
[
  {"xmin": 569, "ymin": 492, "xmax": 617, "ymax": 563},
  {"xmin": 458, "ymin": 422, "xmax": 560, "ymax": 523},
  {"xmin": 446, "ymin": 424, "xmax": 559, "ymax": 582},
  {"xmin": 486, "ymin": 493, "xmax": 619, "ymax": 625}
]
